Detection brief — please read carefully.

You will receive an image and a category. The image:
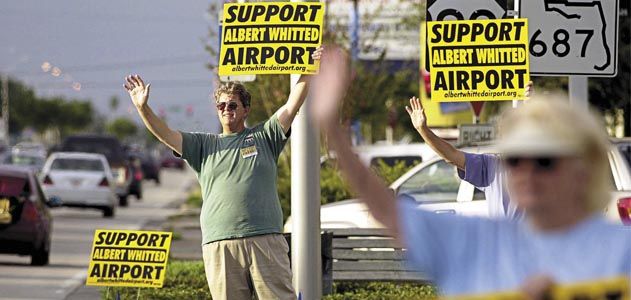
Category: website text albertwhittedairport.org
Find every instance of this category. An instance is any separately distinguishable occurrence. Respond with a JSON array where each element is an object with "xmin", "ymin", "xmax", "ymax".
[
  {"xmin": 443, "ymin": 90, "xmax": 518, "ymax": 99},
  {"xmin": 231, "ymin": 65, "xmax": 307, "ymax": 72}
]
